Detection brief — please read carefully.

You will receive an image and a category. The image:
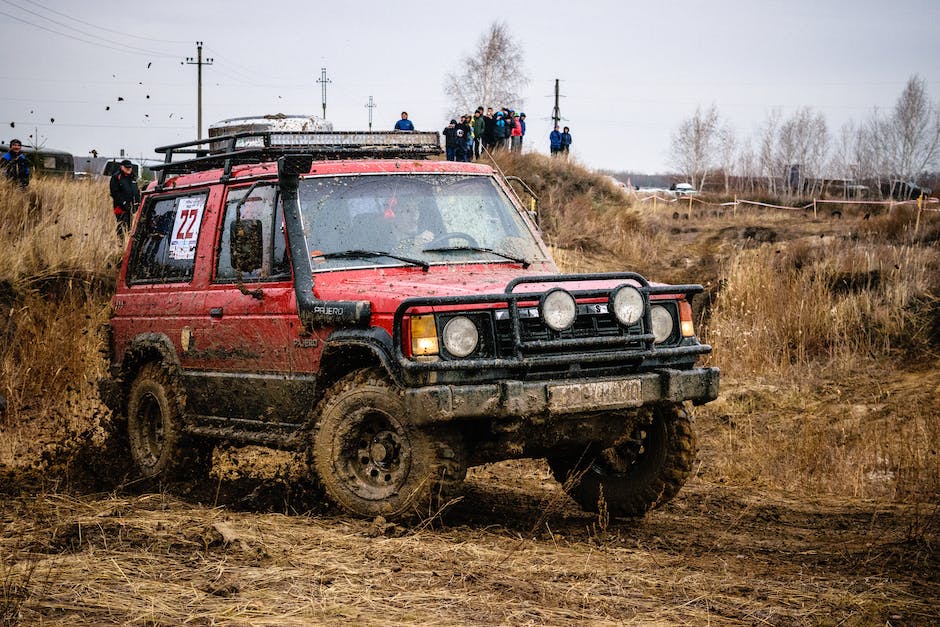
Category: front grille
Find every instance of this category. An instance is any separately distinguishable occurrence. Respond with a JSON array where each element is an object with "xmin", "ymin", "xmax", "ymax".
[{"xmin": 493, "ymin": 305, "xmax": 645, "ymax": 357}]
